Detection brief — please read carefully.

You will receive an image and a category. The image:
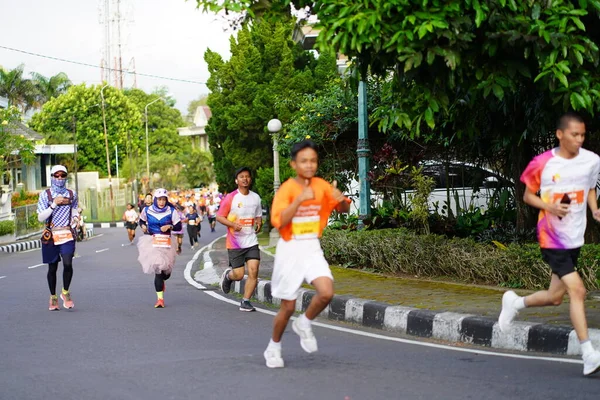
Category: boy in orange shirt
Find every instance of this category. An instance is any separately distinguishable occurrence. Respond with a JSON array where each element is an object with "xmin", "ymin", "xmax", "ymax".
[{"xmin": 264, "ymin": 140, "xmax": 350, "ymax": 368}]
